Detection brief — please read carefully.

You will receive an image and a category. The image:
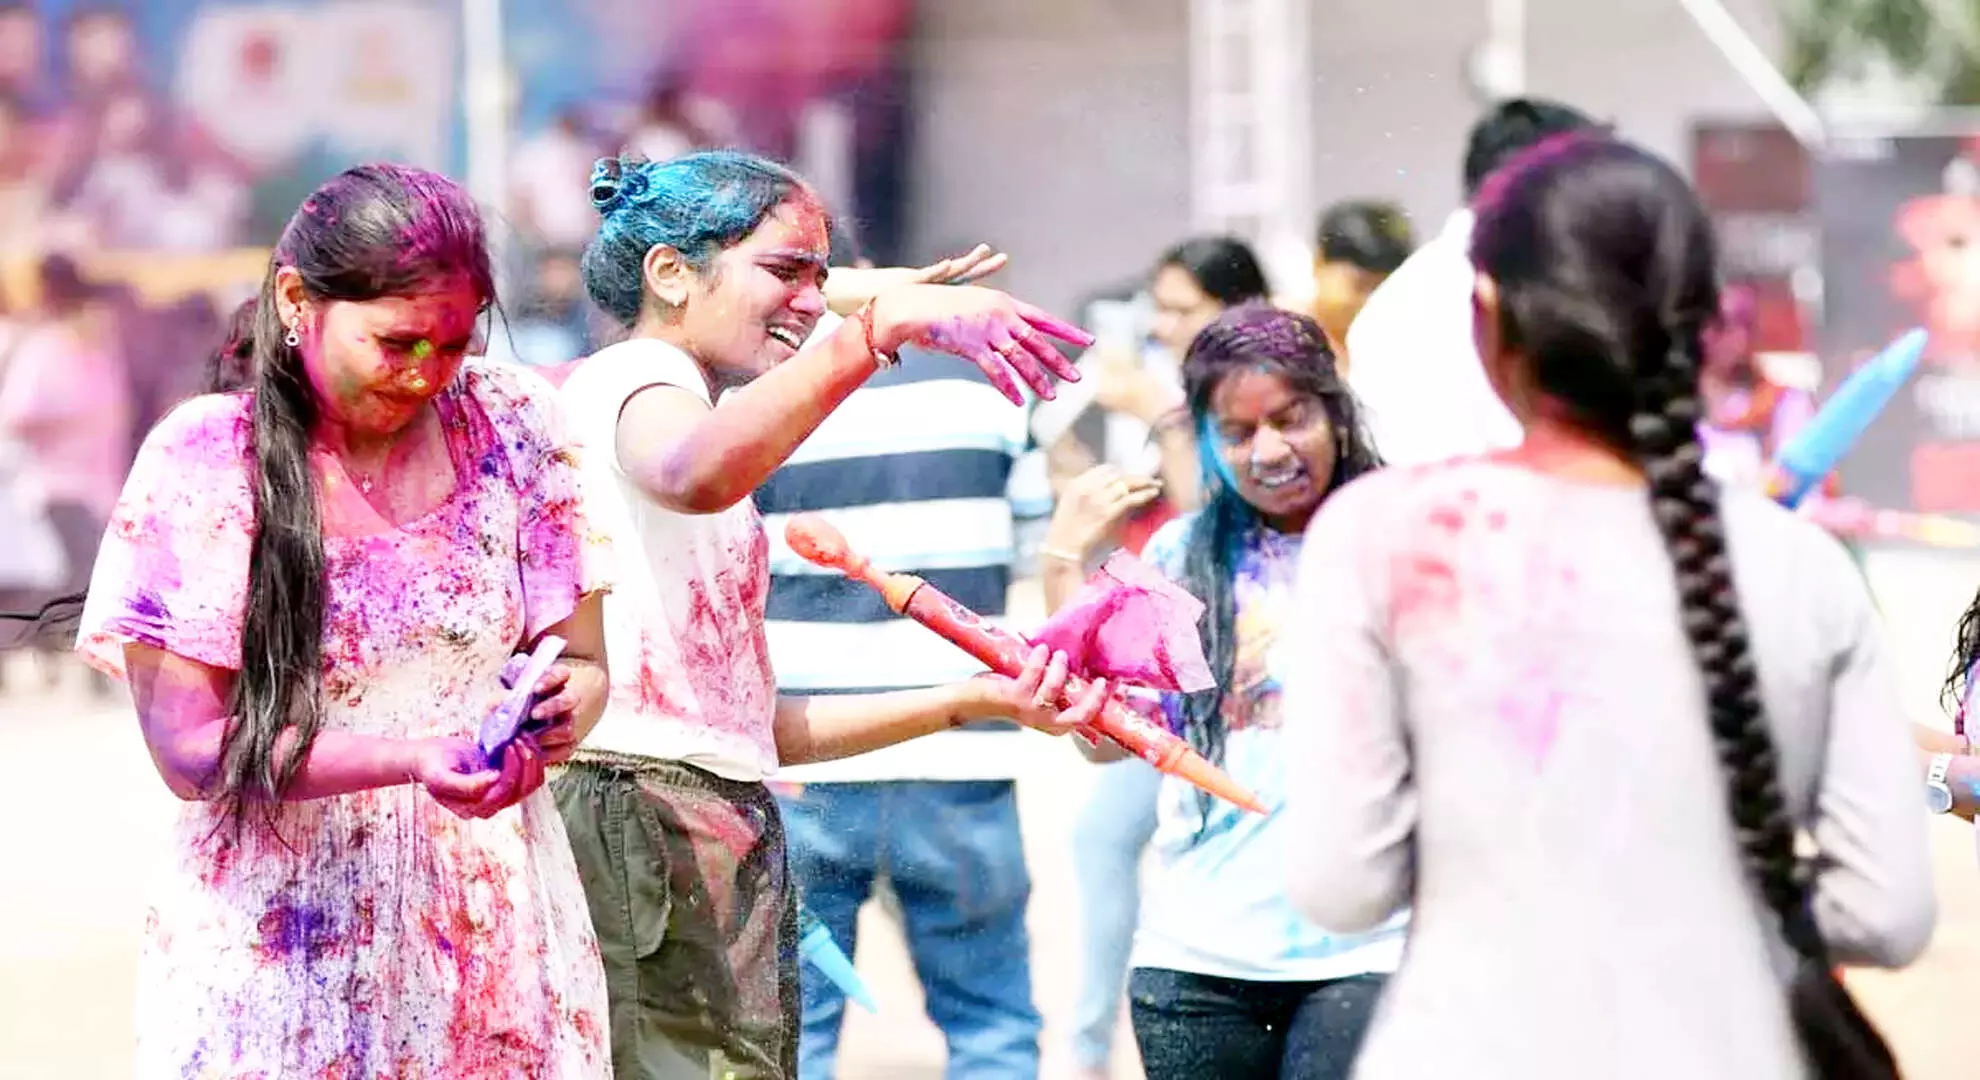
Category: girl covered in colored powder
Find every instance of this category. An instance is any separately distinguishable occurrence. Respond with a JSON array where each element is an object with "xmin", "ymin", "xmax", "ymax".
[
  {"xmin": 1282, "ymin": 135, "xmax": 1932, "ymax": 1078},
  {"xmin": 552, "ymin": 150, "xmax": 1110, "ymax": 1079},
  {"xmin": 56, "ymin": 166, "xmax": 614, "ymax": 1075},
  {"xmin": 1074, "ymin": 303, "xmax": 1398, "ymax": 1080},
  {"xmin": 1037, "ymin": 238, "xmax": 1274, "ymax": 1080}
]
